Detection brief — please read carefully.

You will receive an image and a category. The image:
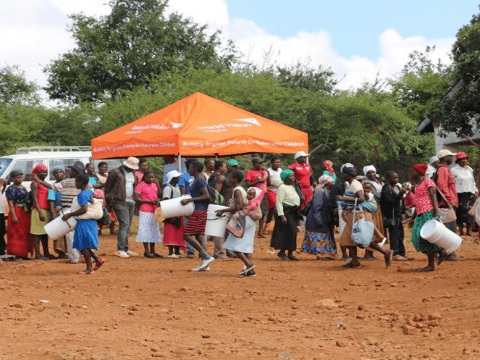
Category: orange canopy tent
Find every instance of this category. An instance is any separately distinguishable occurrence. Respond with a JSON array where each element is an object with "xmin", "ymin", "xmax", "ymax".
[{"xmin": 91, "ymin": 92, "xmax": 308, "ymax": 159}]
